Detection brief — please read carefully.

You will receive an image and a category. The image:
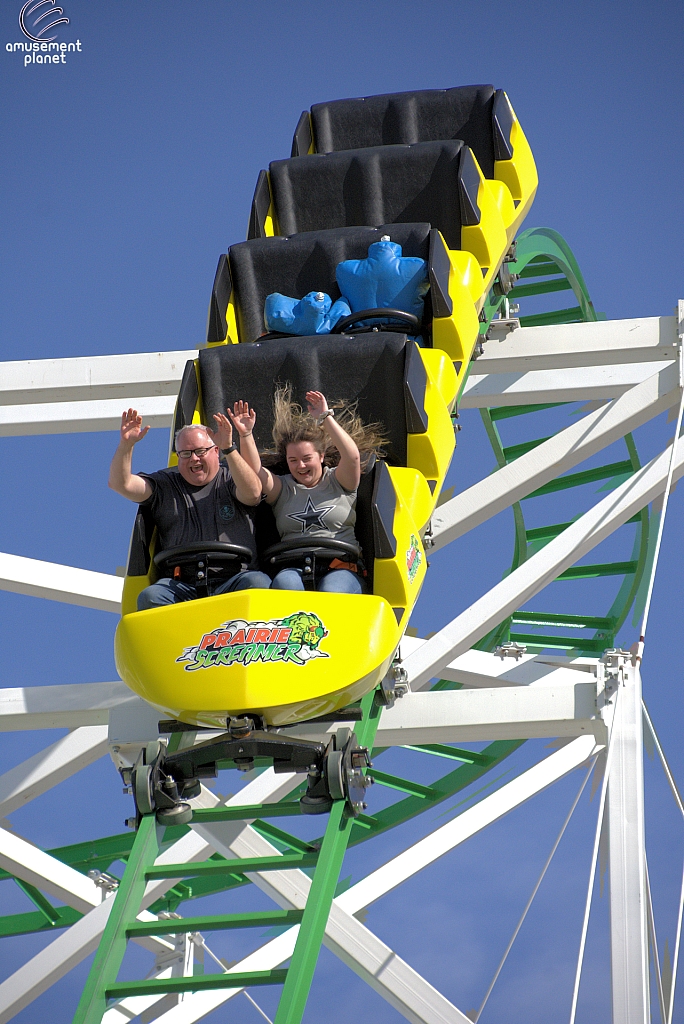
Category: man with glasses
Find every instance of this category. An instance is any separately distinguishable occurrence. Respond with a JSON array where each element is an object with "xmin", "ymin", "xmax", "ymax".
[{"xmin": 109, "ymin": 406, "xmax": 271, "ymax": 609}]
